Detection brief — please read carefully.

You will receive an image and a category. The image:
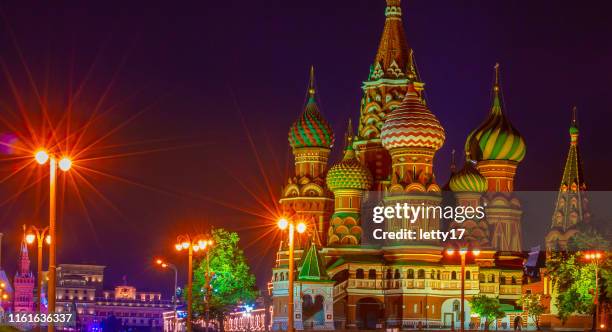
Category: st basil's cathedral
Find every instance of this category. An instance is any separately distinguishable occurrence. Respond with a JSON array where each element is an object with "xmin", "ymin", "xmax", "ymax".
[{"xmin": 269, "ymin": 0, "xmax": 590, "ymax": 330}]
